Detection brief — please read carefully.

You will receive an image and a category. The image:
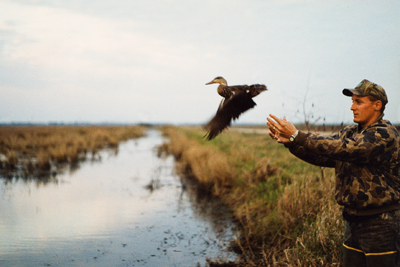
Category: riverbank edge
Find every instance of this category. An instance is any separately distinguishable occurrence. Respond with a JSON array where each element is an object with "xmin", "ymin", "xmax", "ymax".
[
  {"xmin": 0, "ymin": 125, "xmax": 147, "ymax": 179},
  {"xmin": 158, "ymin": 126, "xmax": 344, "ymax": 266}
]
